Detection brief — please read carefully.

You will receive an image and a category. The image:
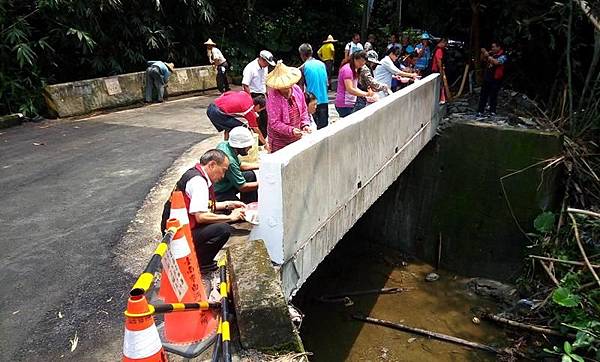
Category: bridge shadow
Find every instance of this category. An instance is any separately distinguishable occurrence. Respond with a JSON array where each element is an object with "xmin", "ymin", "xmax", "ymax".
[
  {"xmin": 292, "ymin": 224, "xmax": 398, "ymax": 362},
  {"xmin": 292, "ymin": 220, "xmax": 503, "ymax": 362}
]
